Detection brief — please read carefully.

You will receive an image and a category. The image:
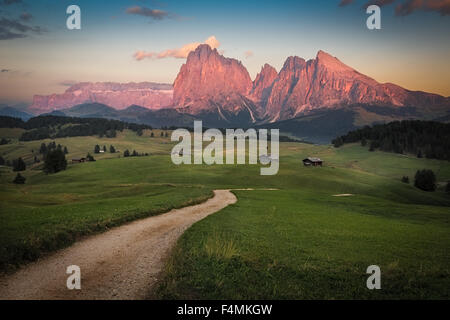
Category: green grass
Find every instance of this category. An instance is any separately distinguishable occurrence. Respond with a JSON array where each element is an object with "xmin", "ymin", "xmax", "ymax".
[{"xmin": 1, "ymin": 131, "xmax": 449, "ymax": 299}]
